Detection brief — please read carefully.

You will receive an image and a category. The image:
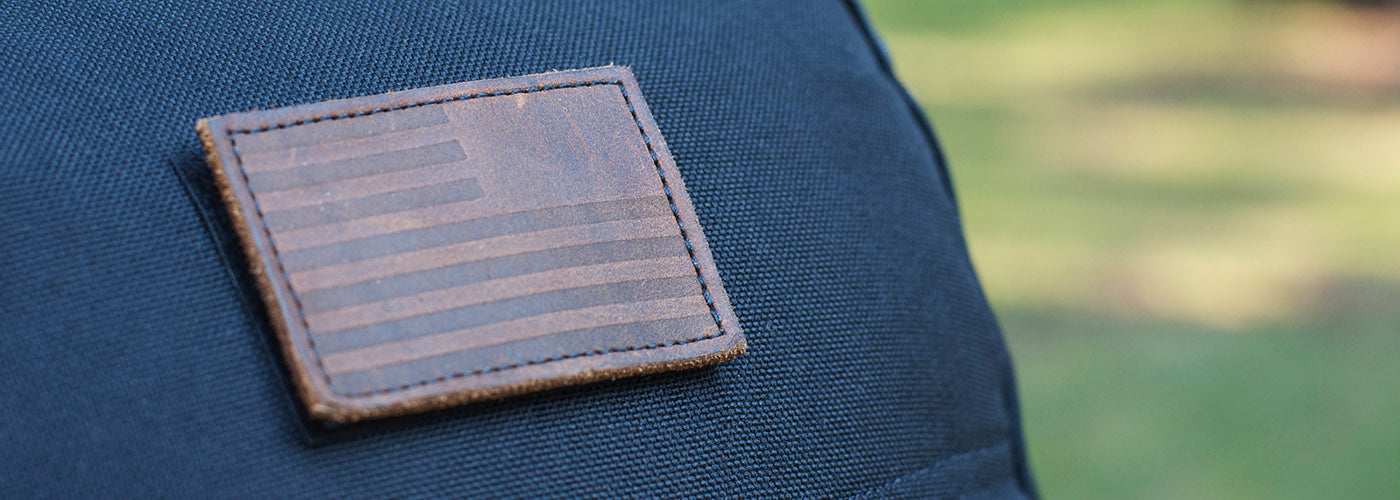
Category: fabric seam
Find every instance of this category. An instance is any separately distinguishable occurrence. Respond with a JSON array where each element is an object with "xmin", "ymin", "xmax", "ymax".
[{"xmin": 226, "ymin": 79, "xmax": 726, "ymax": 398}]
